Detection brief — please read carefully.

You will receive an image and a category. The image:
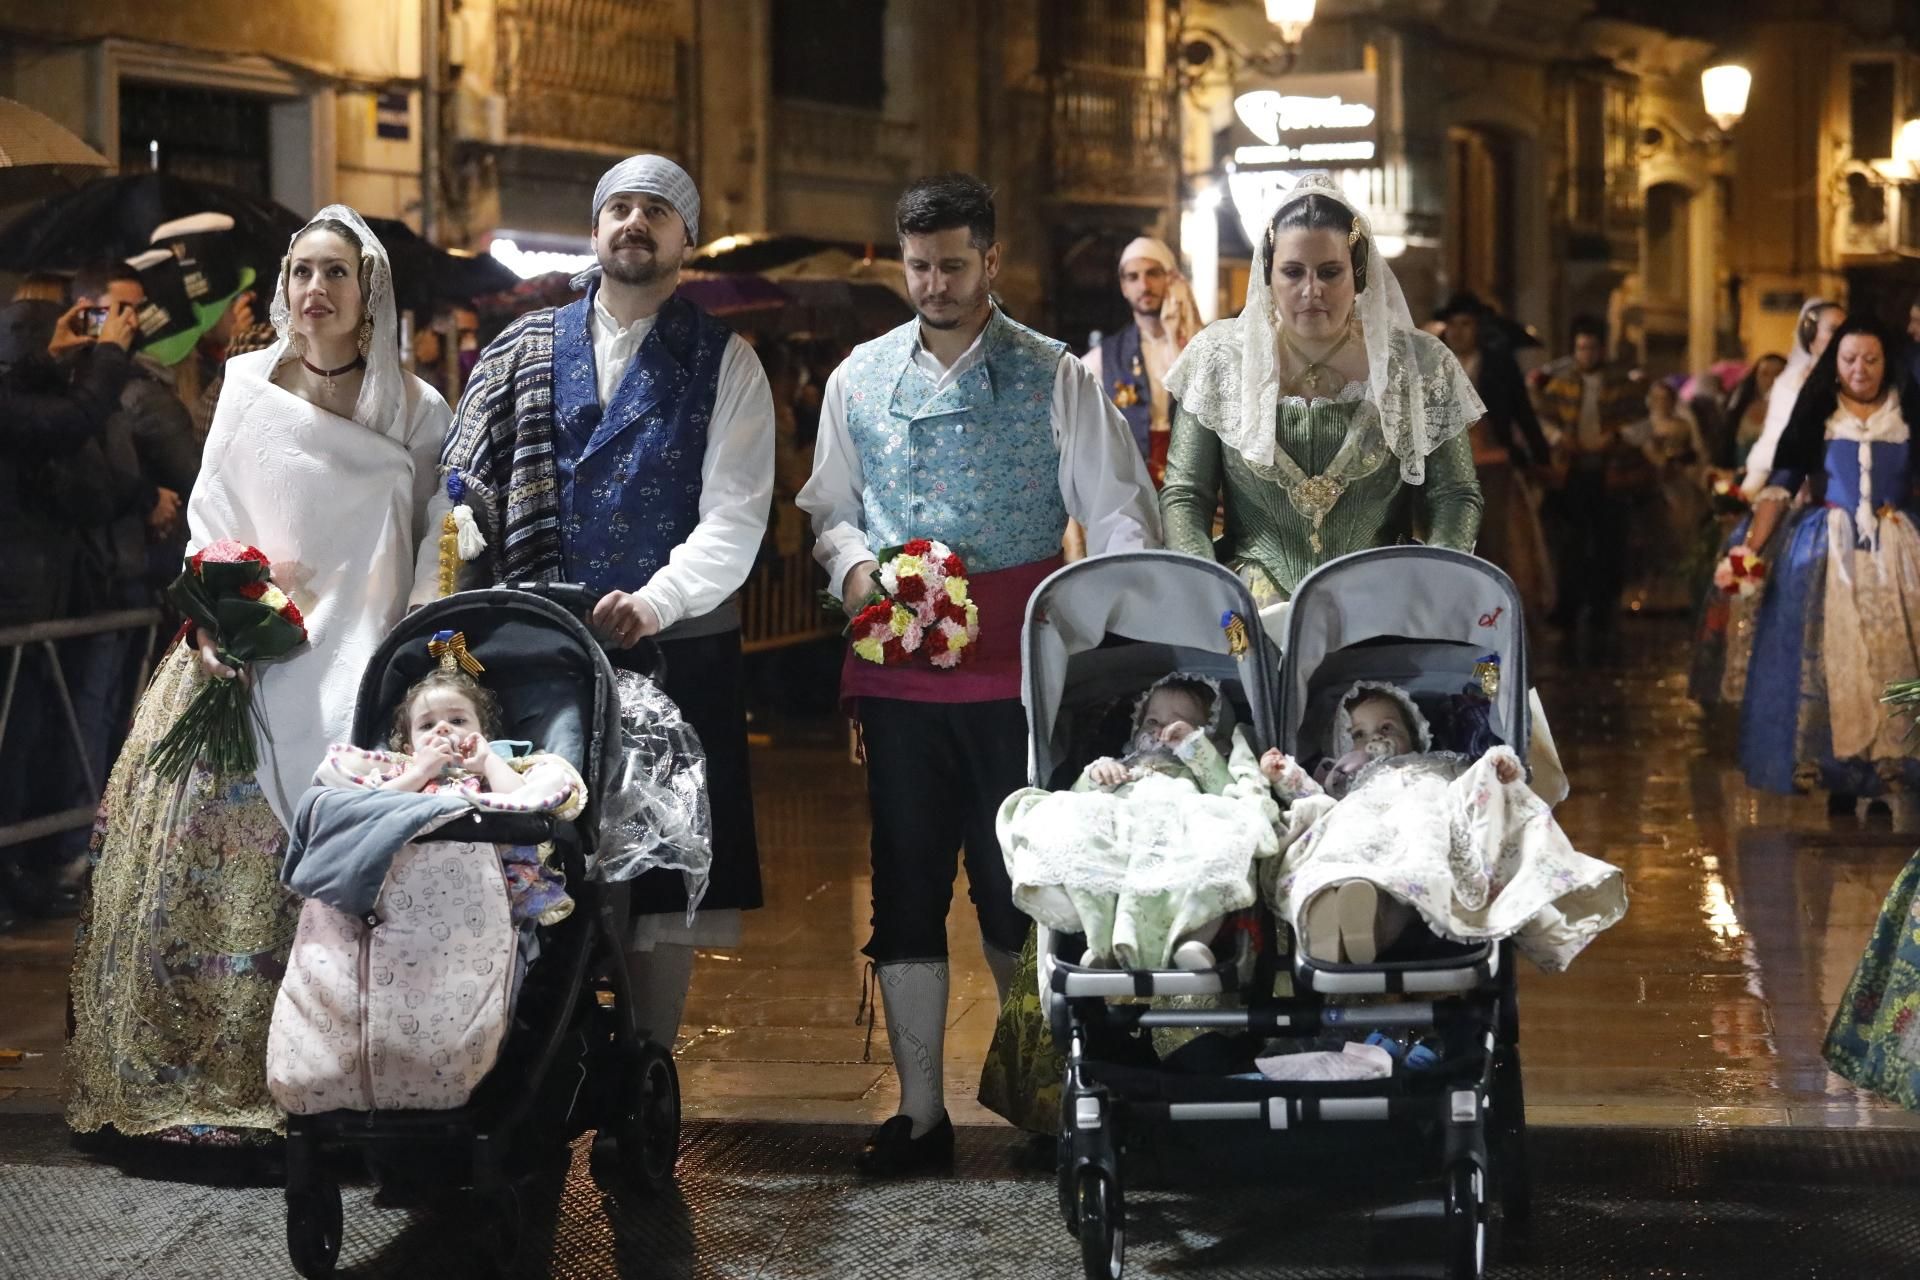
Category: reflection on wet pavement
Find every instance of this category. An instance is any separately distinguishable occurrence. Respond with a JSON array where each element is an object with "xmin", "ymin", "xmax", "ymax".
[
  {"xmin": 672, "ymin": 620, "xmax": 1920, "ymax": 1132},
  {"xmin": 3, "ymin": 620, "xmax": 1918, "ymax": 1133}
]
